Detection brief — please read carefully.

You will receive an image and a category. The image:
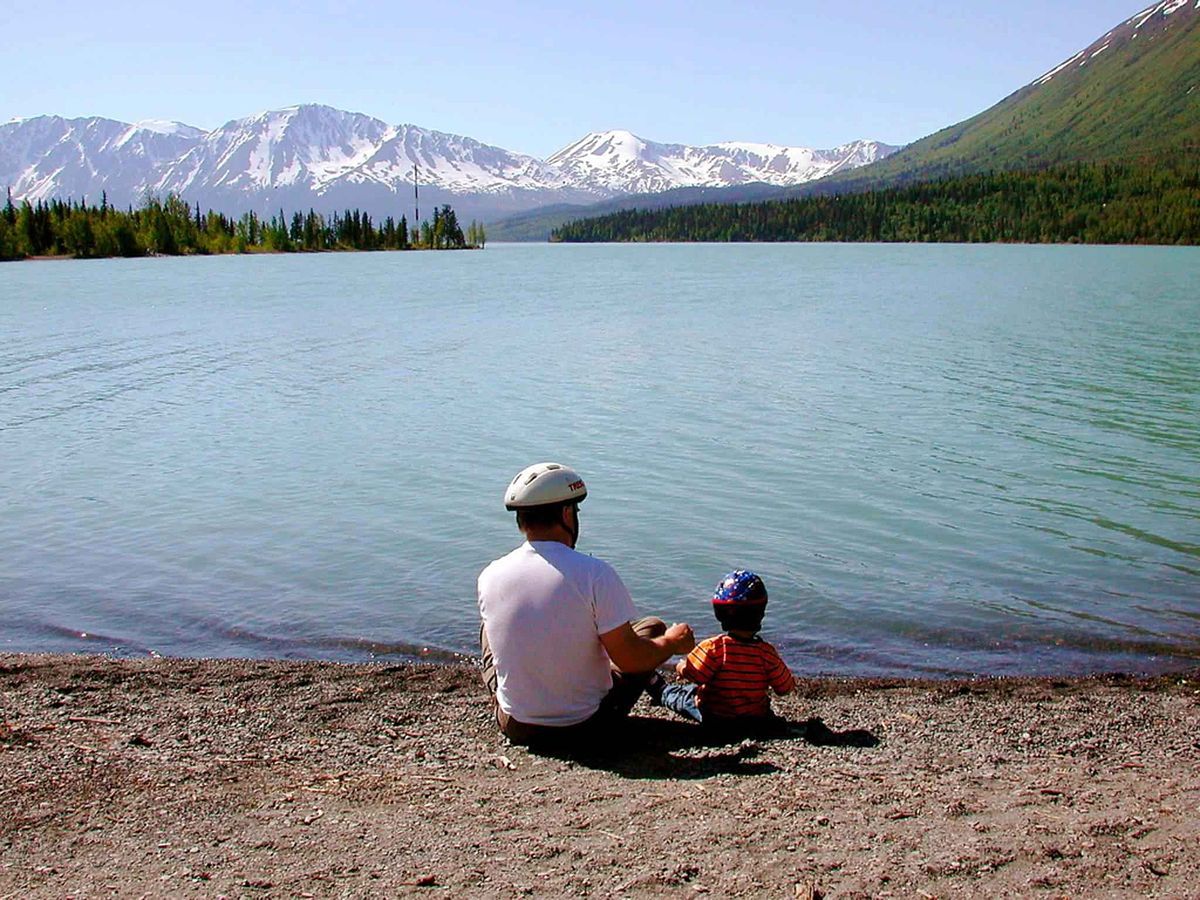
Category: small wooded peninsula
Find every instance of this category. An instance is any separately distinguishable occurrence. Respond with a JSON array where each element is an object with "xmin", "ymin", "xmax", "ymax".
[{"xmin": 0, "ymin": 192, "xmax": 486, "ymax": 261}]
